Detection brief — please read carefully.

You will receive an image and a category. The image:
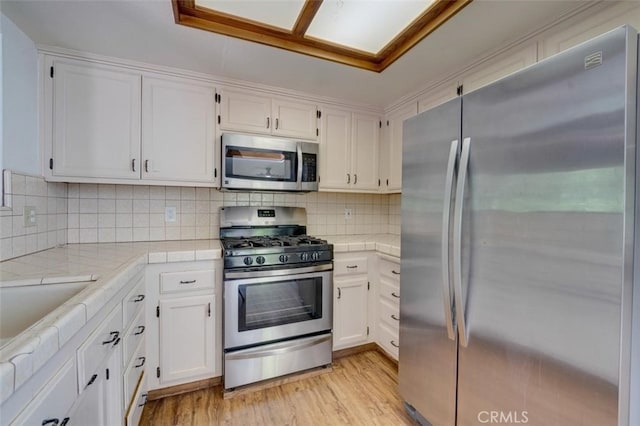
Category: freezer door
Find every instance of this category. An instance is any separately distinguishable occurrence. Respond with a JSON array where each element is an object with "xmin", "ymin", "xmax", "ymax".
[
  {"xmin": 457, "ymin": 26, "xmax": 637, "ymax": 425},
  {"xmin": 399, "ymin": 97, "xmax": 460, "ymax": 426}
]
